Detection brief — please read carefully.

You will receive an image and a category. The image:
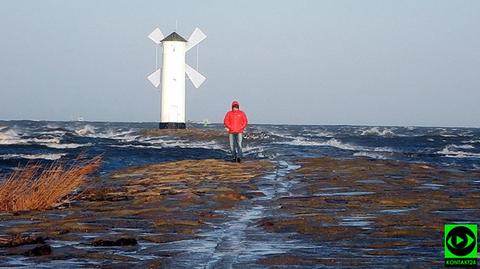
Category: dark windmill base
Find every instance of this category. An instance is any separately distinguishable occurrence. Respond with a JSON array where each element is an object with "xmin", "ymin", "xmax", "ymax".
[{"xmin": 159, "ymin": 122, "xmax": 186, "ymax": 129}]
